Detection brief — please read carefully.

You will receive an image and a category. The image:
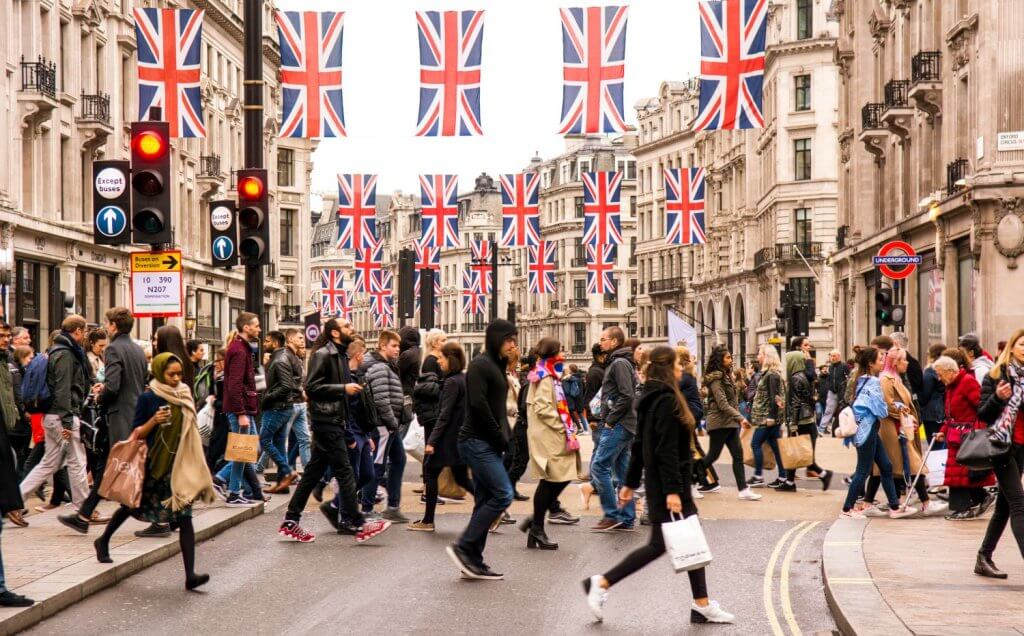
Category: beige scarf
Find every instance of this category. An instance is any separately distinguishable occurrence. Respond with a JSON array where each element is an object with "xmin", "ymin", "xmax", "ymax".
[{"xmin": 148, "ymin": 379, "xmax": 217, "ymax": 511}]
